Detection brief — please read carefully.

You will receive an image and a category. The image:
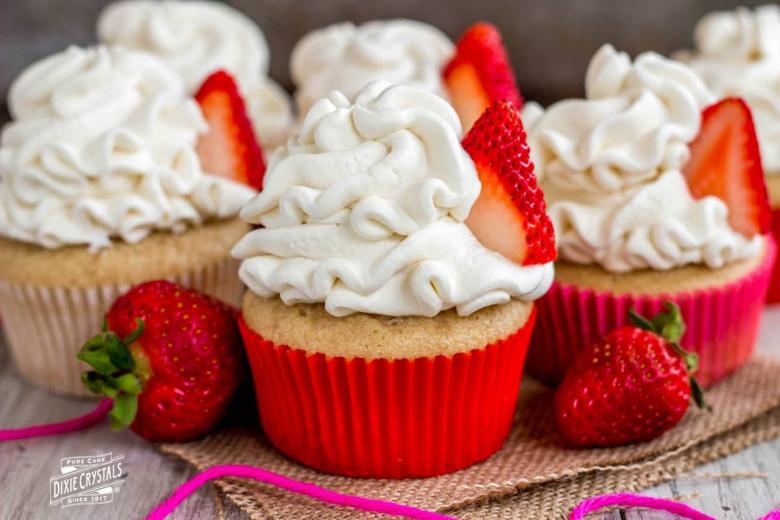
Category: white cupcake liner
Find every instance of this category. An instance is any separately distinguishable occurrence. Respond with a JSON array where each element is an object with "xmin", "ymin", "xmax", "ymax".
[{"xmin": 0, "ymin": 257, "xmax": 243, "ymax": 397}]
